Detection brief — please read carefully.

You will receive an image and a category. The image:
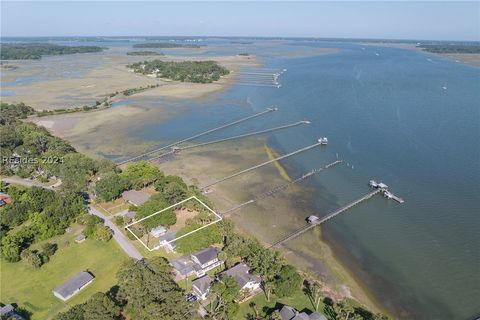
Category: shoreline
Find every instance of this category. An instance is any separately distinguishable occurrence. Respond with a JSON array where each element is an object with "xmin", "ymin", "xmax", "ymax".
[
  {"xmin": 153, "ymin": 138, "xmax": 387, "ymax": 316},
  {"xmin": 359, "ymin": 41, "xmax": 480, "ymax": 68}
]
